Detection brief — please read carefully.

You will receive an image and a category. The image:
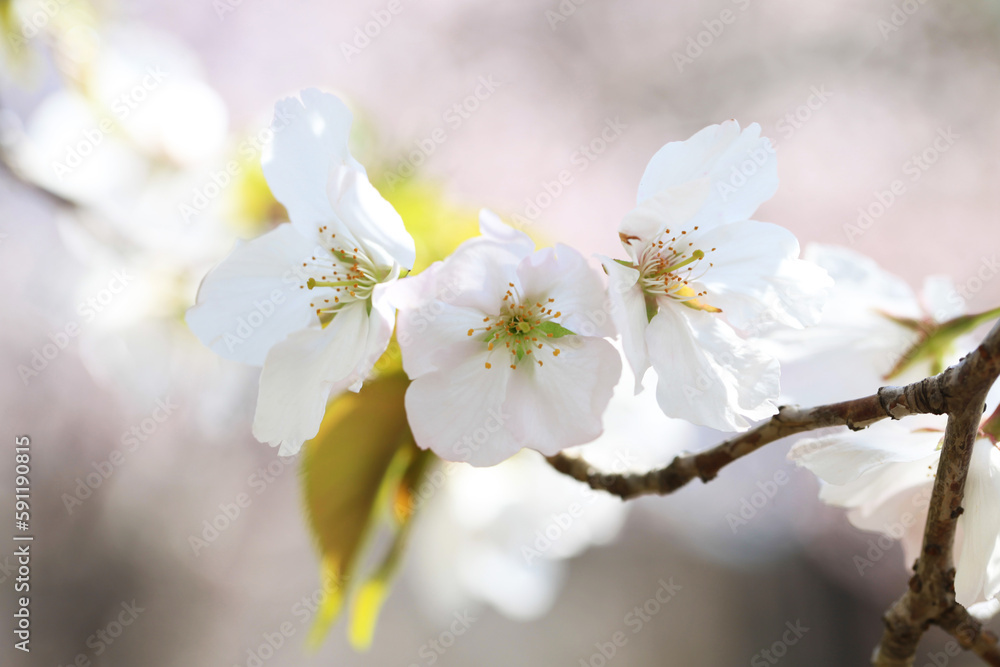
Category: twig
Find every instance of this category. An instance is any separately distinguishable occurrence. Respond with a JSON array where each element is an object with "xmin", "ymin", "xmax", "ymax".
[{"xmin": 547, "ymin": 380, "xmax": 947, "ymax": 500}]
